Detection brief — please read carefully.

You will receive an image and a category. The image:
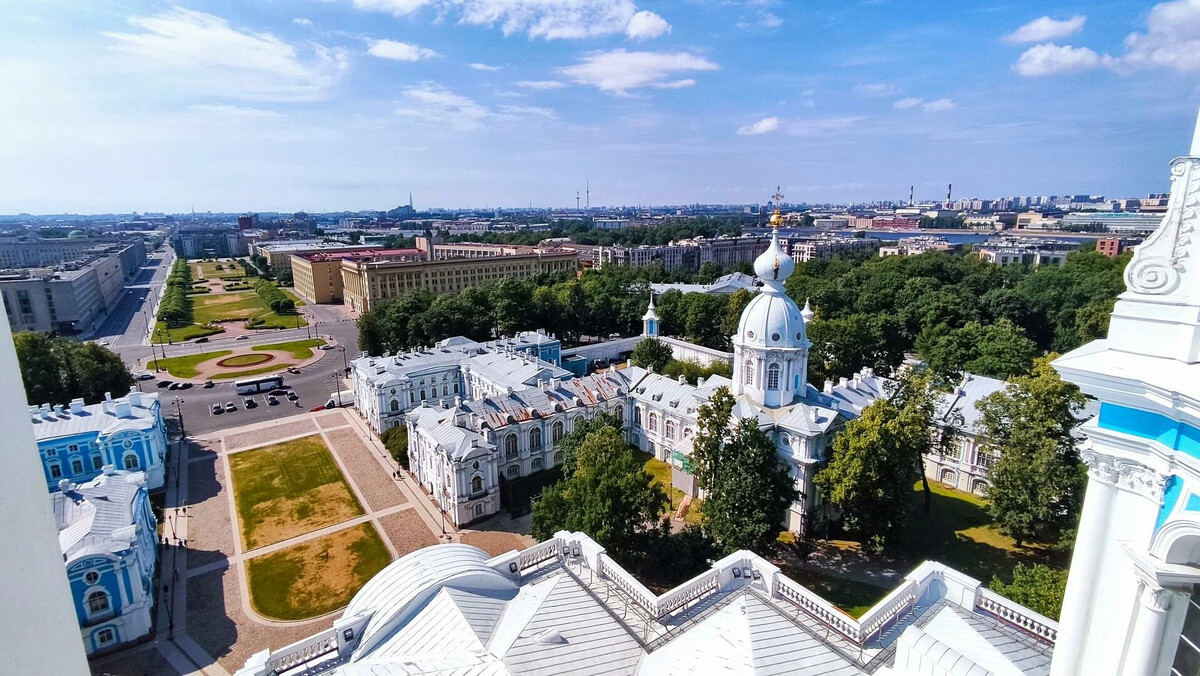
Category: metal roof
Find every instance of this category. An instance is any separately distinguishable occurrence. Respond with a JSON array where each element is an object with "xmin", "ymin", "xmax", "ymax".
[
  {"xmin": 30, "ymin": 391, "xmax": 159, "ymax": 441},
  {"xmin": 52, "ymin": 470, "xmax": 146, "ymax": 561}
]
